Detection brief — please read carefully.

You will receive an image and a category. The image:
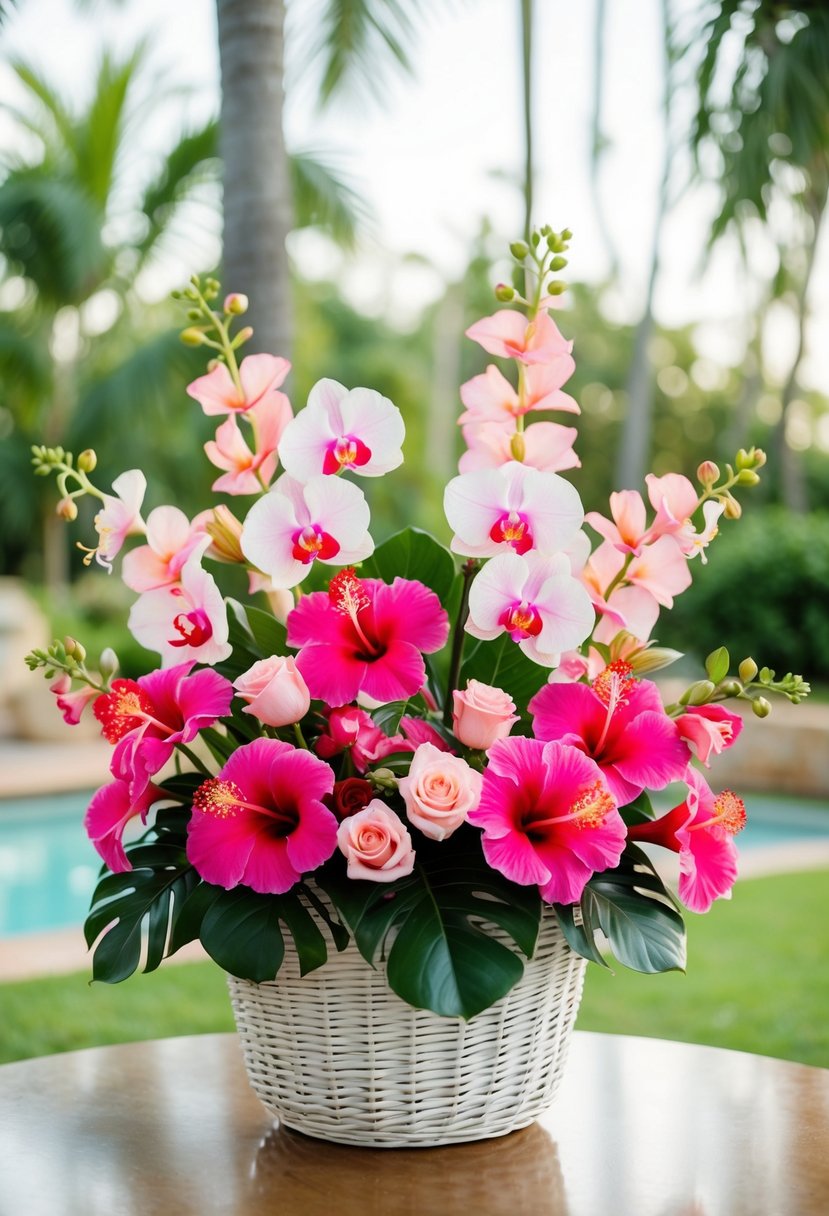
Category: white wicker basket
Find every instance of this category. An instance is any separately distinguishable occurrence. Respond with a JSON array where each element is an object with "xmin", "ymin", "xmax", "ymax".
[{"xmin": 227, "ymin": 903, "xmax": 586, "ymax": 1147}]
